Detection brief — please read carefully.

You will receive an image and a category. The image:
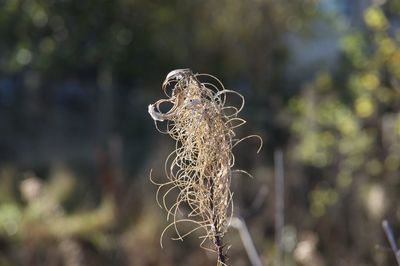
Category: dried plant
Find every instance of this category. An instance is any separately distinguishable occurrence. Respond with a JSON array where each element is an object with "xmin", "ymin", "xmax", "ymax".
[{"xmin": 148, "ymin": 69, "xmax": 261, "ymax": 265}]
